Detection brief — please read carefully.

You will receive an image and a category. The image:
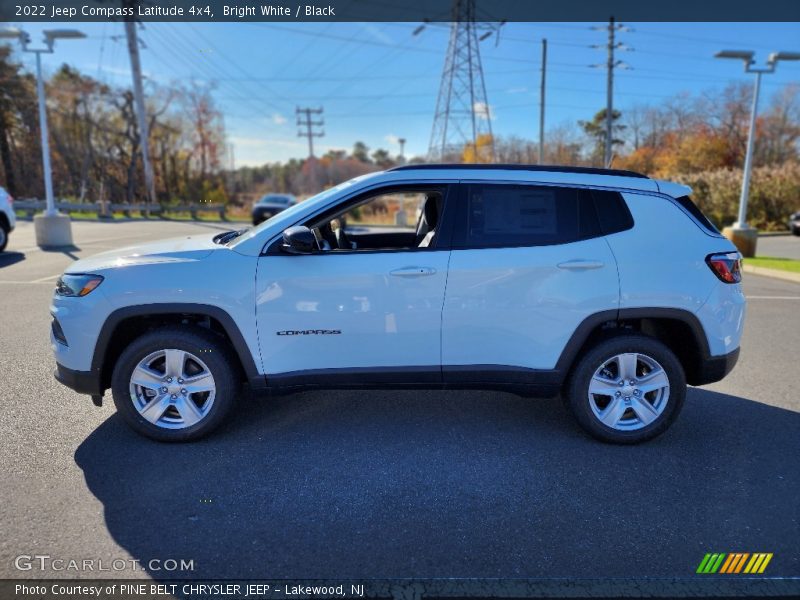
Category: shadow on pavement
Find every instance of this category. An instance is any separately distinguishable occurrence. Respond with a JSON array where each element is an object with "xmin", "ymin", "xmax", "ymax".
[
  {"xmin": 0, "ymin": 251, "xmax": 25, "ymax": 268},
  {"xmin": 41, "ymin": 245, "xmax": 82, "ymax": 260},
  {"xmin": 74, "ymin": 388, "xmax": 800, "ymax": 580}
]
